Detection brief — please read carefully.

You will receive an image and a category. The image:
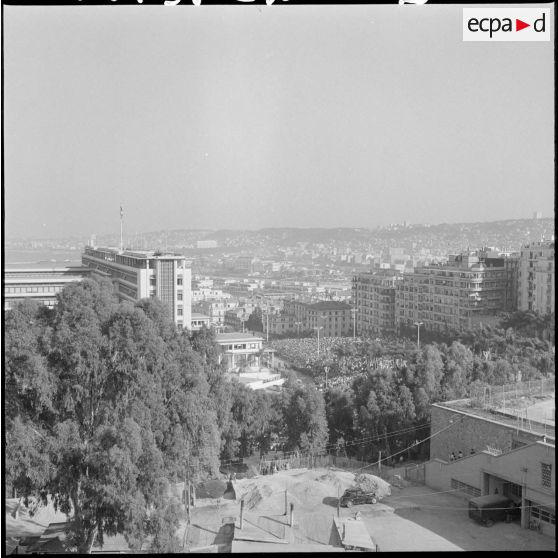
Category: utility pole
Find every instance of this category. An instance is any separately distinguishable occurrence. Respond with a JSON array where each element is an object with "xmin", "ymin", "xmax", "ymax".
[
  {"xmin": 414, "ymin": 321, "xmax": 423, "ymax": 349},
  {"xmin": 265, "ymin": 304, "xmax": 270, "ymax": 343},
  {"xmin": 186, "ymin": 479, "xmax": 191, "ymax": 525}
]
